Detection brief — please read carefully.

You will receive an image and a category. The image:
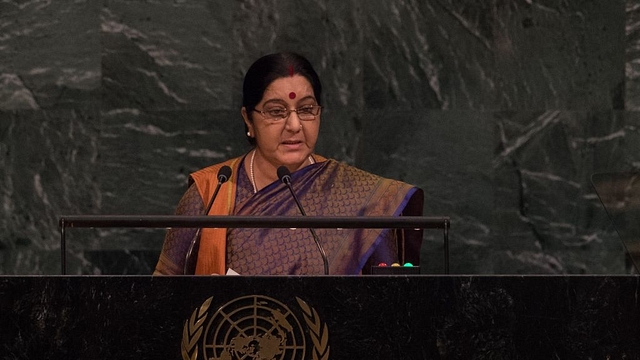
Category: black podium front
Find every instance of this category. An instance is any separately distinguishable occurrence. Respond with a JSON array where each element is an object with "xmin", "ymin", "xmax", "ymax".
[{"xmin": 1, "ymin": 275, "xmax": 639, "ymax": 359}]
